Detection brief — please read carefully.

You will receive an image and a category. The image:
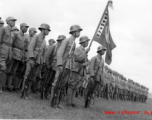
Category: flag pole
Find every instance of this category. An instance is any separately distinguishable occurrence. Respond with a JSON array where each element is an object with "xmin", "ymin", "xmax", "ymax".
[{"xmin": 88, "ymin": 0, "xmax": 113, "ymax": 49}]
